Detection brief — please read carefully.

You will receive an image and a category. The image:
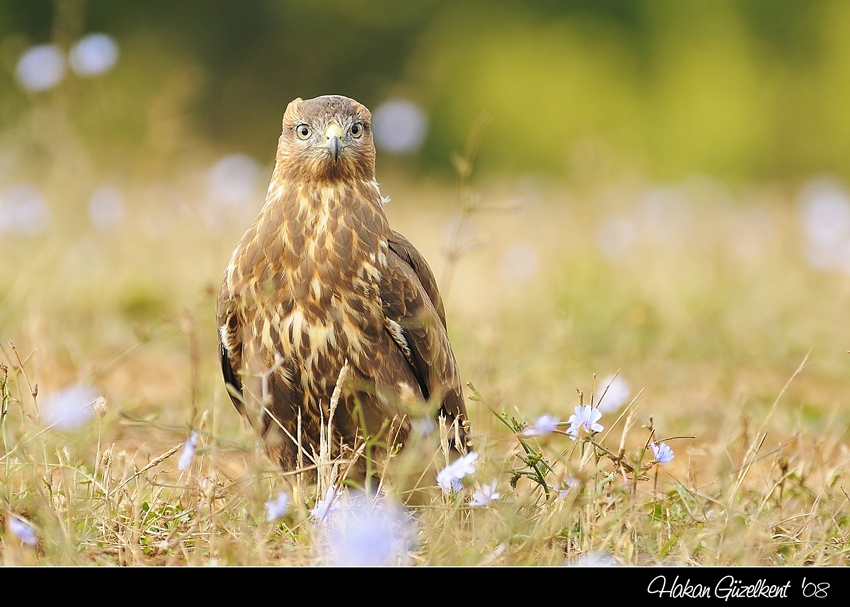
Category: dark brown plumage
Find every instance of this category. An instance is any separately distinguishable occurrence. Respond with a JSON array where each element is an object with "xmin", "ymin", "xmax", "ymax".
[{"xmin": 217, "ymin": 95, "xmax": 468, "ymax": 479}]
